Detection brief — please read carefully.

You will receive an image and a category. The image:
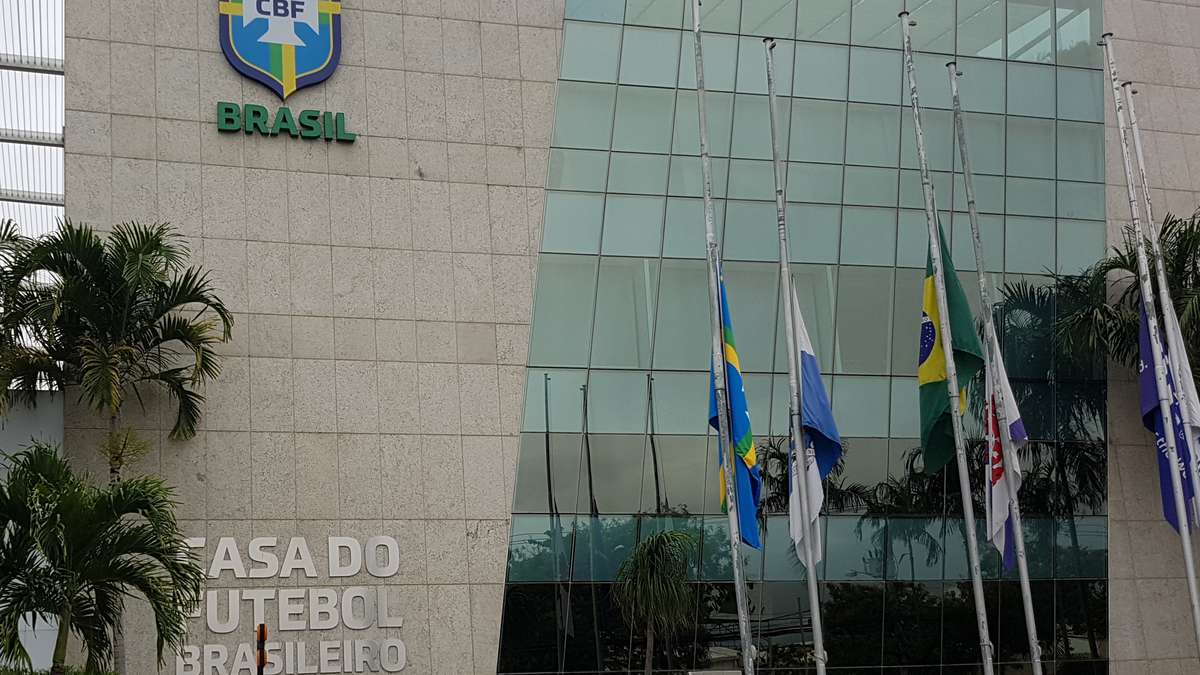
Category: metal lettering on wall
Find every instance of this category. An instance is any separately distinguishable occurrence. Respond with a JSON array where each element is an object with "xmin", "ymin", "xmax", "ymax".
[{"xmin": 175, "ymin": 536, "xmax": 408, "ymax": 674}]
